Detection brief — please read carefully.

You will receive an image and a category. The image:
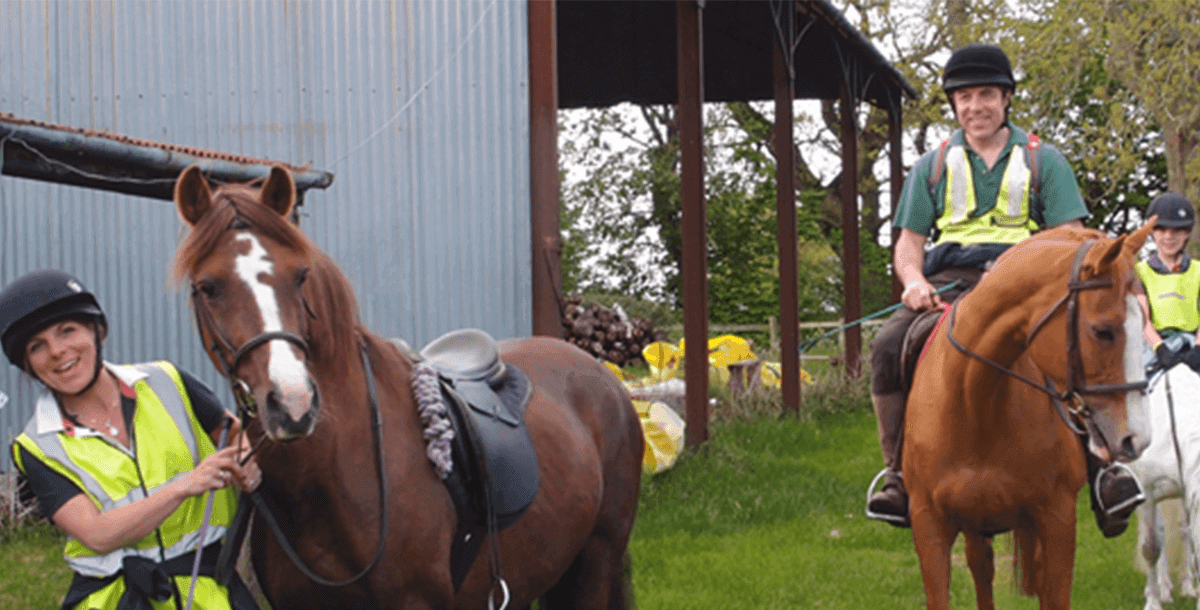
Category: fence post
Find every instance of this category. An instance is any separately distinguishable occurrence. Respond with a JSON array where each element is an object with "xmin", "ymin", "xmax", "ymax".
[{"xmin": 768, "ymin": 316, "xmax": 778, "ymax": 354}]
